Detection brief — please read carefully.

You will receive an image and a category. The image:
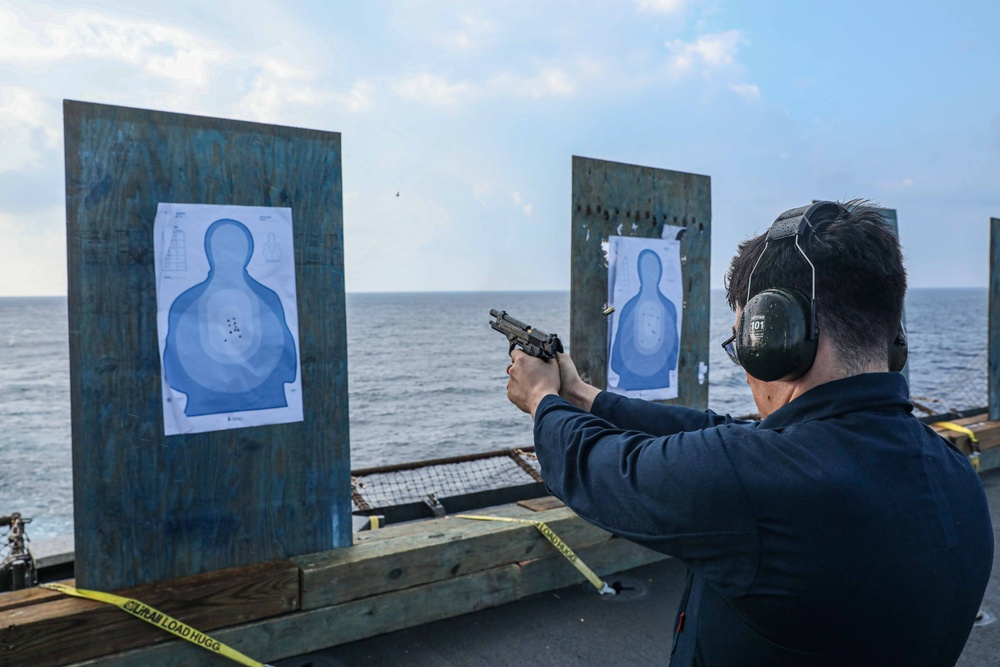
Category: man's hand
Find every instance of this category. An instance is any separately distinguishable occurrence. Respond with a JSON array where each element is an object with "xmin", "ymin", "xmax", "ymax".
[
  {"xmin": 506, "ymin": 350, "xmax": 560, "ymax": 418},
  {"xmin": 555, "ymin": 352, "xmax": 601, "ymax": 412},
  {"xmin": 506, "ymin": 350, "xmax": 602, "ymax": 418}
]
